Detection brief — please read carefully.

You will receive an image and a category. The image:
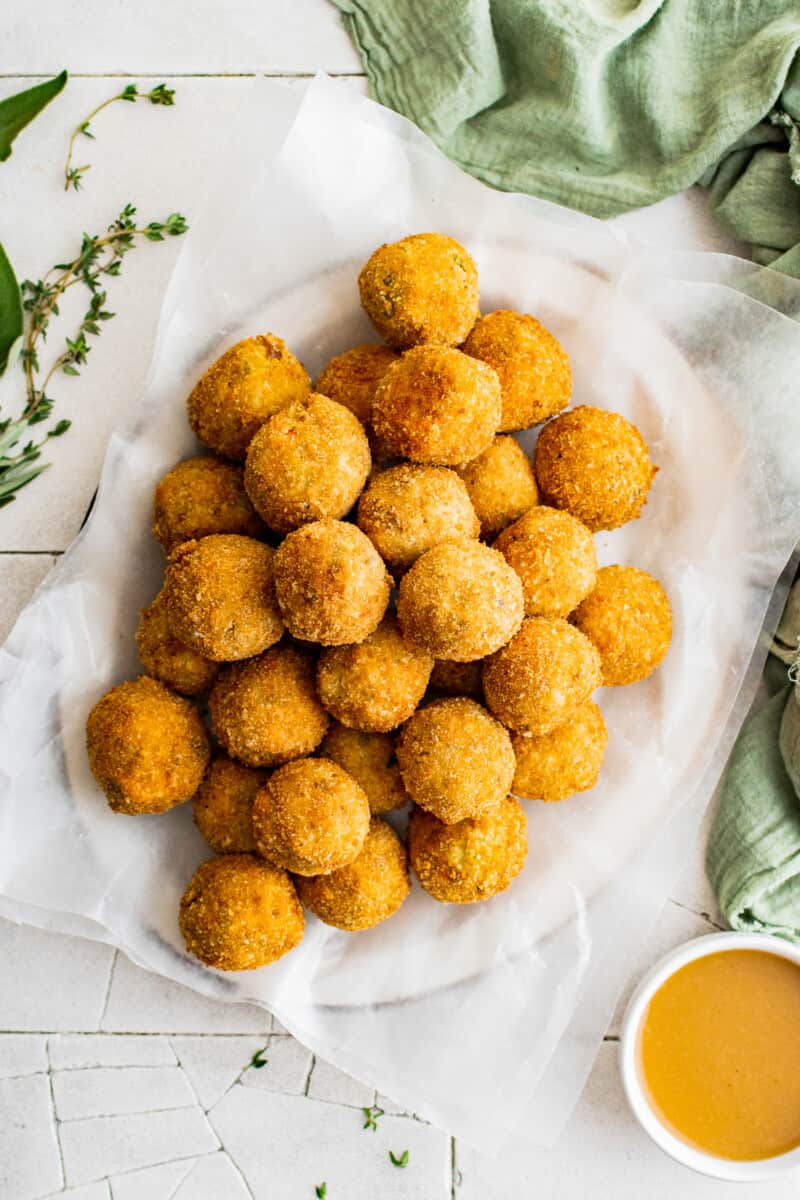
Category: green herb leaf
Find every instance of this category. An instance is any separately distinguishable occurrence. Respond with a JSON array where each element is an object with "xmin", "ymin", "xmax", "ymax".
[
  {"xmin": 362, "ymin": 1105, "xmax": 385, "ymax": 1131},
  {"xmin": 0, "ymin": 243, "xmax": 22, "ymax": 377},
  {"xmin": 0, "ymin": 71, "xmax": 67, "ymax": 163},
  {"xmin": 315, "ymin": 1184, "xmax": 327, "ymax": 1198},
  {"xmin": 389, "ymin": 1150, "xmax": 409, "ymax": 1168},
  {"xmin": 148, "ymin": 83, "xmax": 175, "ymax": 106},
  {"xmin": 249, "ymin": 1047, "xmax": 269, "ymax": 1070}
]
